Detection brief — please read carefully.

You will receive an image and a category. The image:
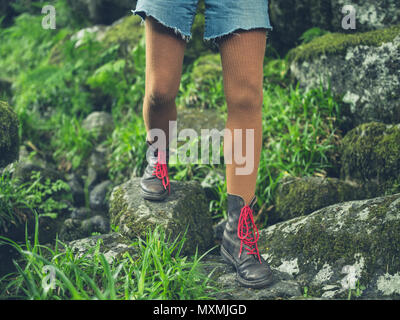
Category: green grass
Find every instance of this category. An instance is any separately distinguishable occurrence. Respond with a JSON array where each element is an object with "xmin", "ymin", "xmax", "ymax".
[
  {"xmin": 0, "ymin": 169, "xmax": 71, "ymax": 234},
  {"xmin": 50, "ymin": 113, "xmax": 97, "ymax": 171},
  {"xmin": 0, "ymin": 216, "xmax": 218, "ymax": 300}
]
